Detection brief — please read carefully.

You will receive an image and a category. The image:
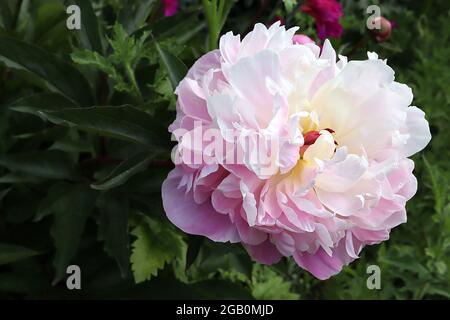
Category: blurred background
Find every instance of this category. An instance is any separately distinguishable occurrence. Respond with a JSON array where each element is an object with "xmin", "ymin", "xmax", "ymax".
[{"xmin": 0, "ymin": 0, "xmax": 448, "ymax": 299}]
